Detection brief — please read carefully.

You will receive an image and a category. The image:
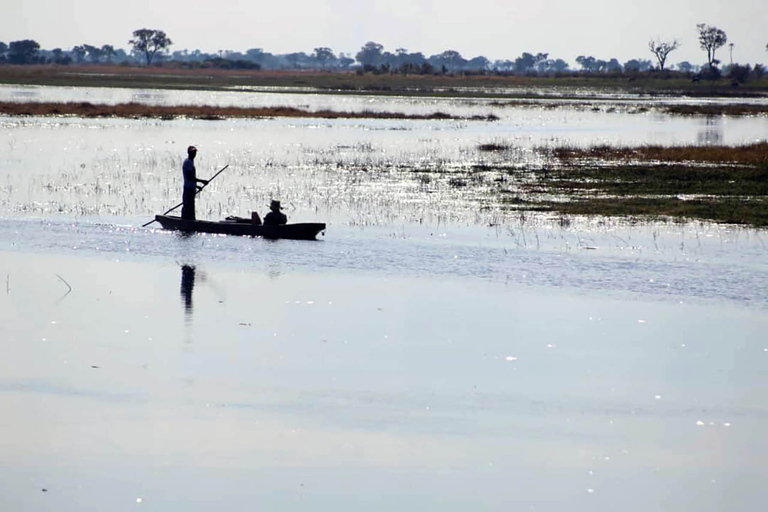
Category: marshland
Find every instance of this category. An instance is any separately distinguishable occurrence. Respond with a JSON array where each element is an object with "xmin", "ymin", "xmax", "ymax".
[{"xmin": 1, "ymin": 76, "xmax": 767, "ymax": 511}]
